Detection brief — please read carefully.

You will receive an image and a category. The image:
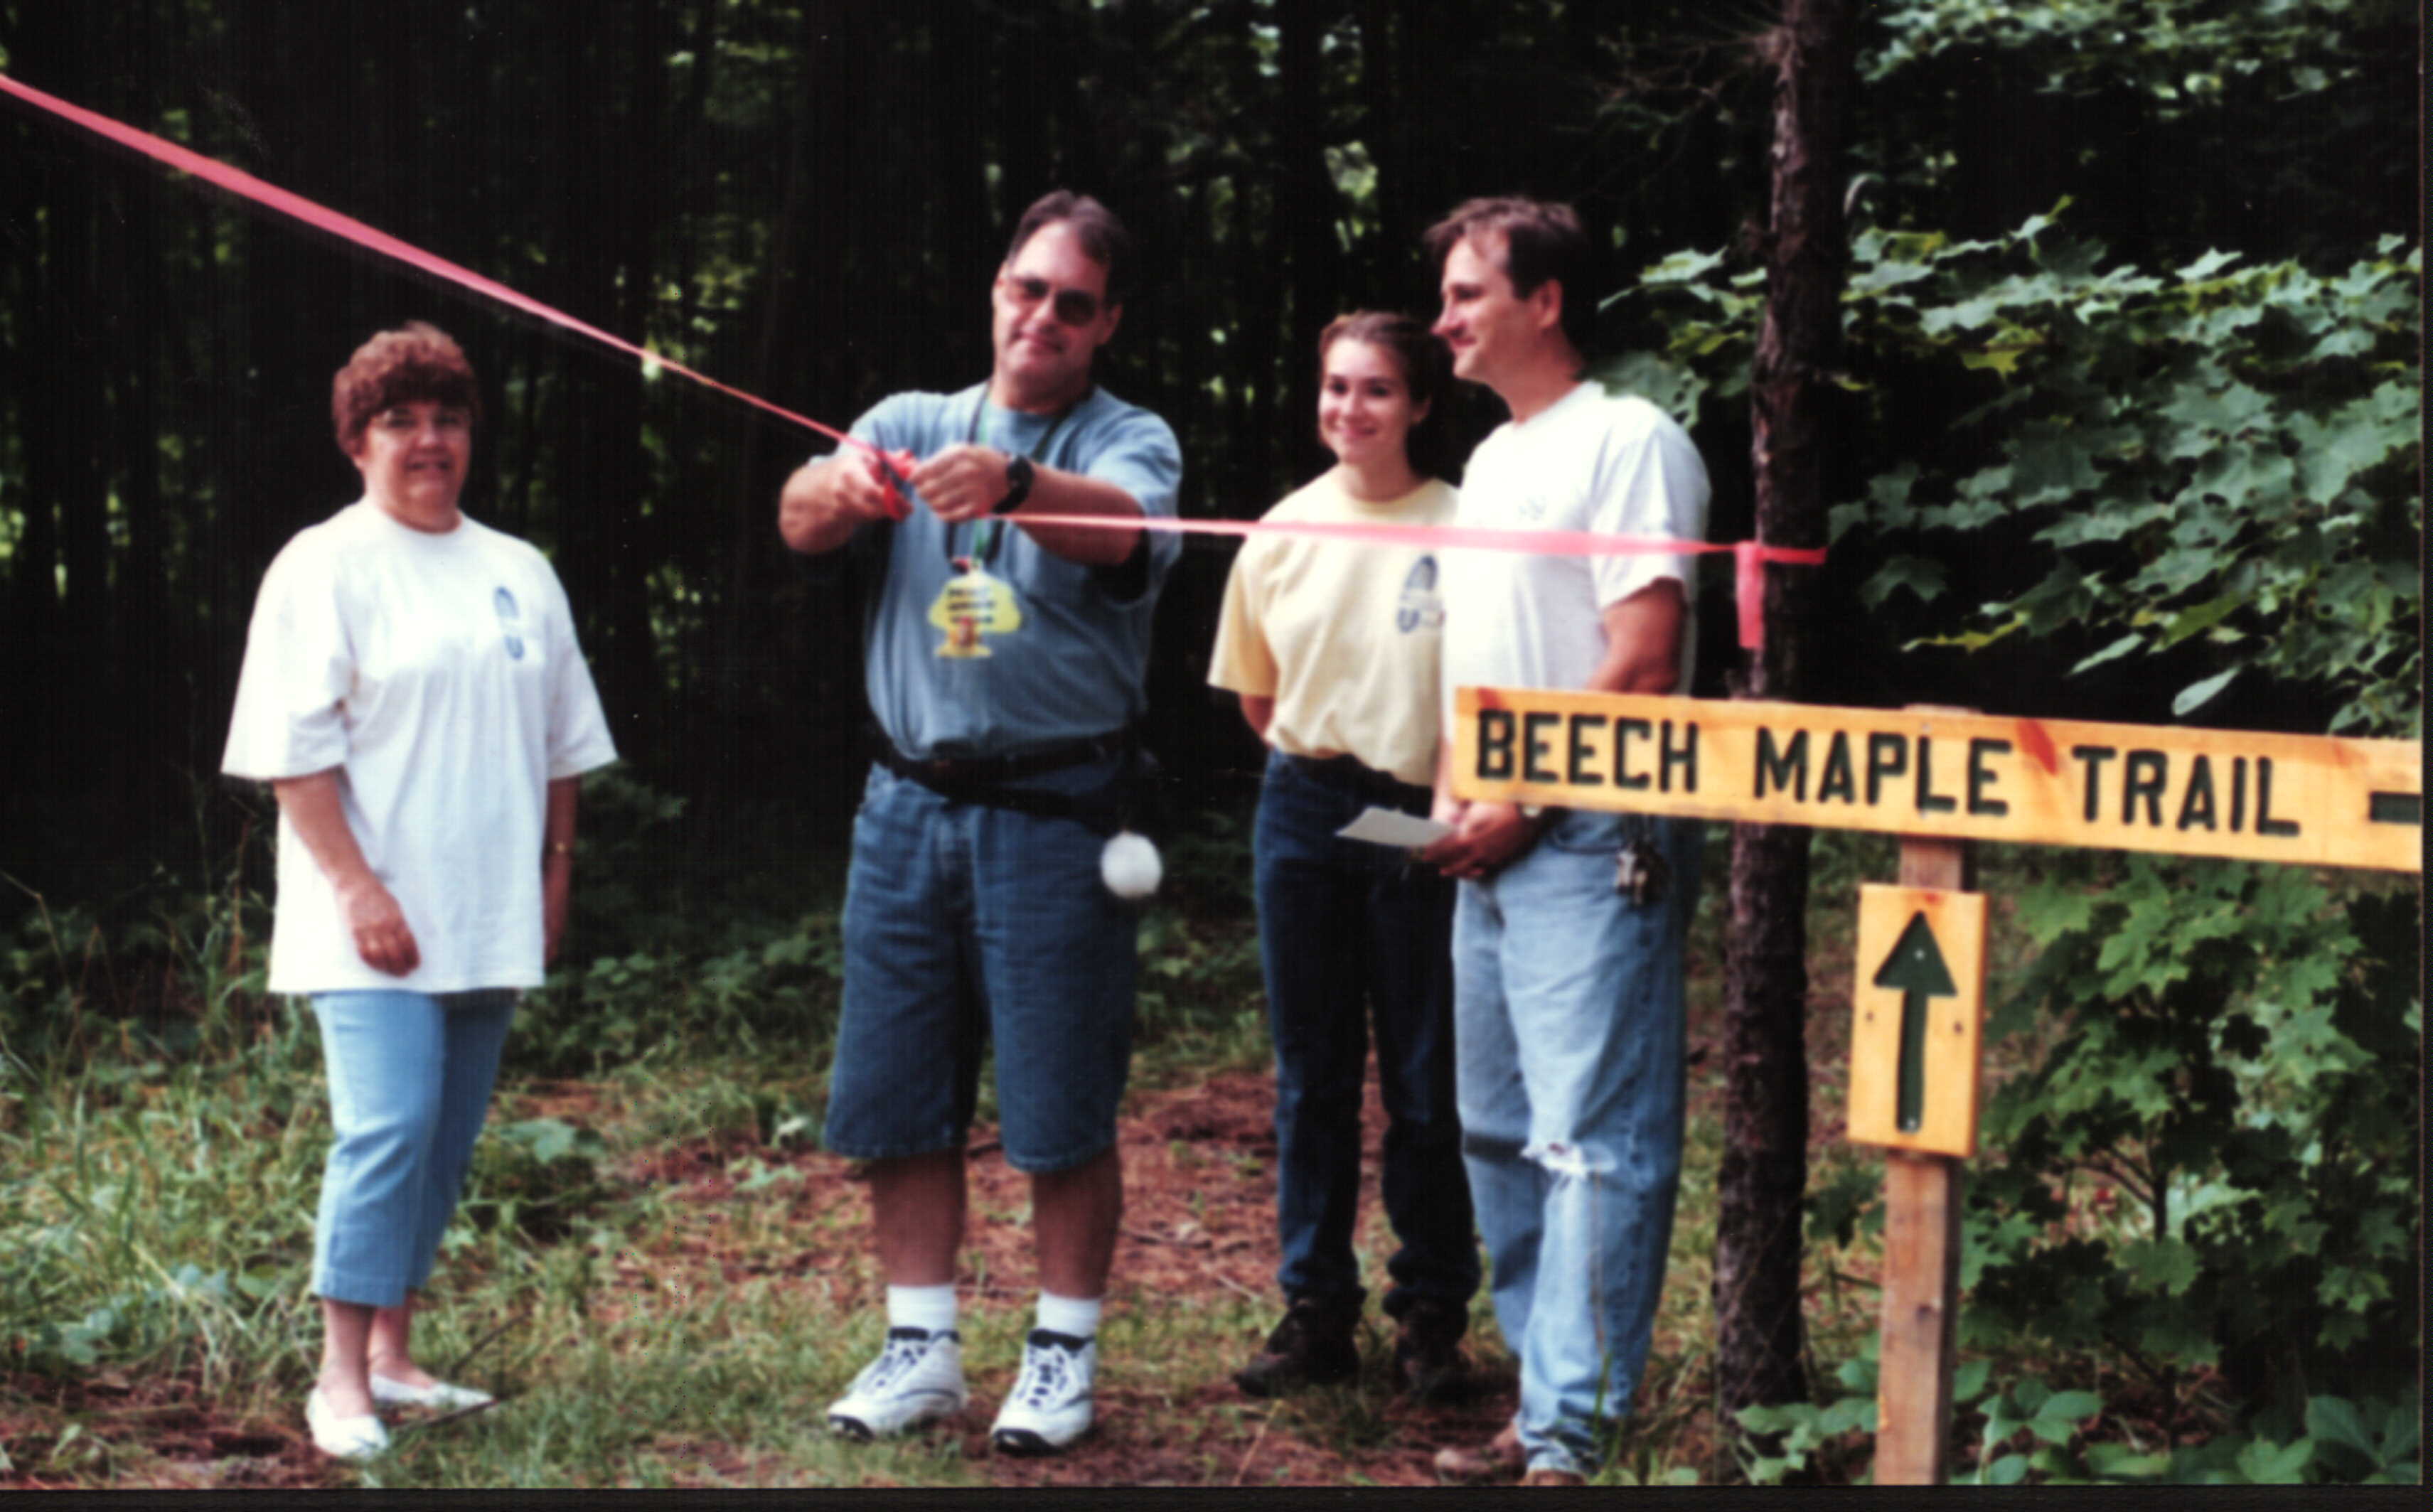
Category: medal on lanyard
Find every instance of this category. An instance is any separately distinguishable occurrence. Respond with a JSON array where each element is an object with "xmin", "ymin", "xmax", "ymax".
[
  {"xmin": 929, "ymin": 540, "xmax": 1023, "ymax": 659},
  {"xmin": 926, "ymin": 395, "xmax": 1071, "ymax": 659}
]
